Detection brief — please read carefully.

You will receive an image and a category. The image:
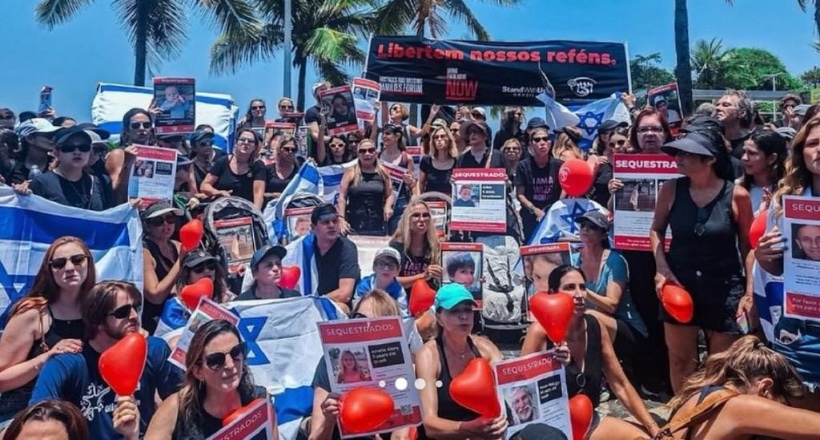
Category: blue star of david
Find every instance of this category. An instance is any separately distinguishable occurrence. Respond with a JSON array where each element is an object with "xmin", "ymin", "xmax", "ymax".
[
  {"xmin": 559, "ymin": 202, "xmax": 596, "ymax": 235},
  {"xmin": 237, "ymin": 316, "xmax": 270, "ymax": 366},
  {"xmin": 539, "ymin": 230, "xmax": 563, "ymax": 244},
  {"xmin": 576, "ymin": 111, "xmax": 604, "ymax": 137},
  {"xmin": 0, "ymin": 262, "xmax": 36, "ymax": 328}
]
